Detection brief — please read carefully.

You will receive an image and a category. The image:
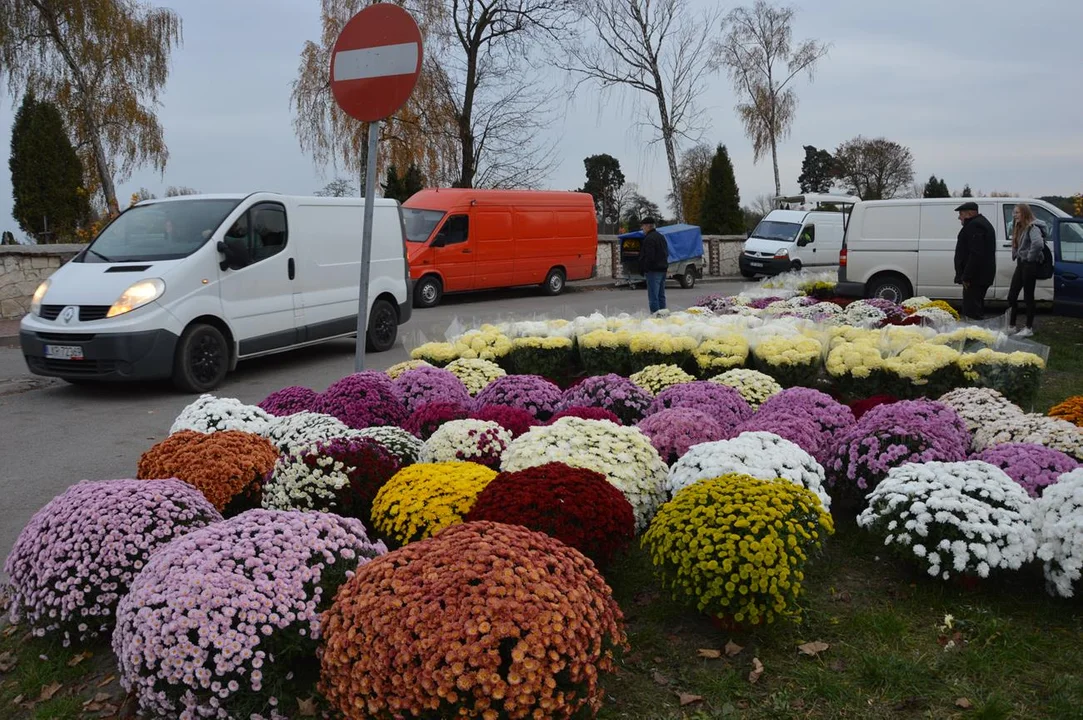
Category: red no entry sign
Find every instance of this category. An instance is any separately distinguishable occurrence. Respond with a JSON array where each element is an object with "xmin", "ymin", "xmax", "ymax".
[{"xmin": 330, "ymin": 4, "xmax": 423, "ymax": 123}]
